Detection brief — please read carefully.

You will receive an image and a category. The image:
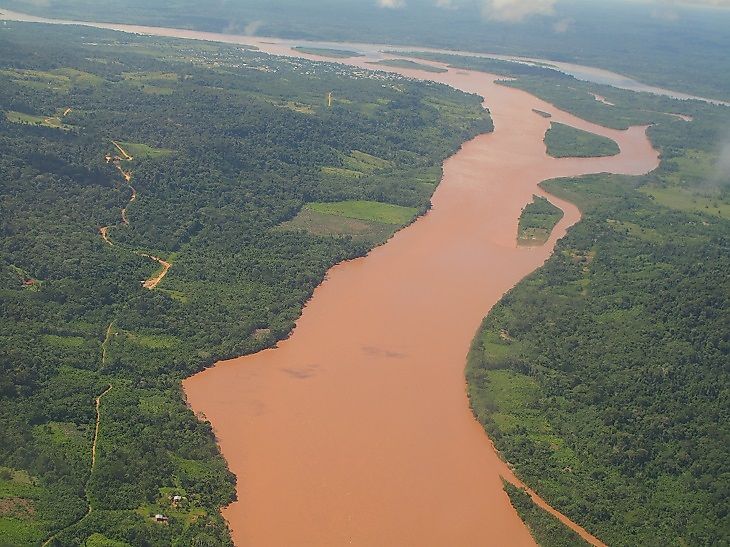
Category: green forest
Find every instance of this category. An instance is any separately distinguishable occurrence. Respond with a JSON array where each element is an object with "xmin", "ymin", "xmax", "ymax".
[
  {"xmin": 504, "ymin": 482, "xmax": 587, "ymax": 547},
  {"xmin": 467, "ymin": 57, "xmax": 730, "ymax": 545},
  {"xmin": 3, "ymin": 0, "xmax": 730, "ymax": 102},
  {"xmin": 517, "ymin": 196, "xmax": 564, "ymax": 246},
  {"xmin": 543, "ymin": 123, "xmax": 619, "ymax": 159},
  {"xmin": 0, "ymin": 22, "xmax": 491, "ymax": 545},
  {"xmin": 1, "ymin": 12, "xmax": 729, "ymax": 547}
]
